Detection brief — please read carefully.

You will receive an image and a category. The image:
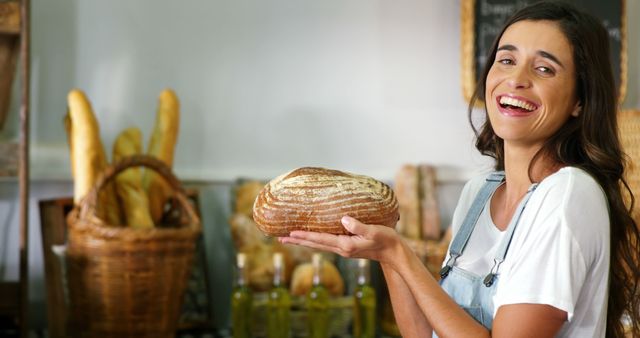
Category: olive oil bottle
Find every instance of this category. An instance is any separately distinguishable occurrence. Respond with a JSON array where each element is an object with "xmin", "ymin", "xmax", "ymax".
[
  {"xmin": 231, "ymin": 252, "xmax": 252, "ymax": 338},
  {"xmin": 267, "ymin": 252, "xmax": 291, "ymax": 338},
  {"xmin": 353, "ymin": 258, "xmax": 376, "ymax": 338},
  {"xmin": 307, "ymin": 253, "xmax": 330, "ymax": 338}
]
